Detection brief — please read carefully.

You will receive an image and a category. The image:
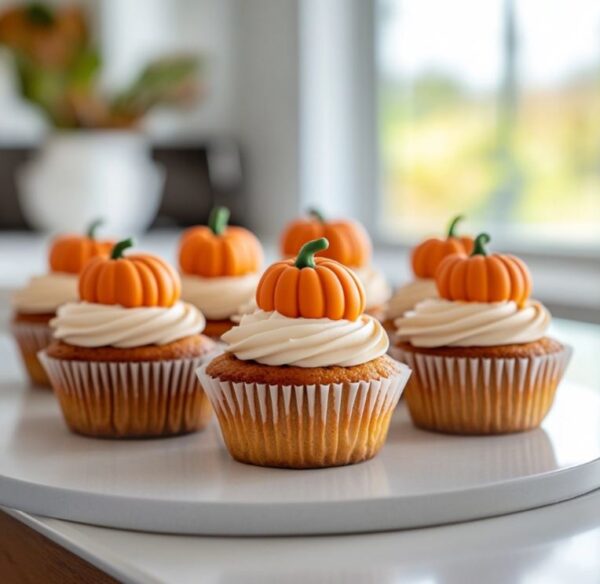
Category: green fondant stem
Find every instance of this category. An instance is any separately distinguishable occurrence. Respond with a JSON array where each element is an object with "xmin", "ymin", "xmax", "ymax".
[
  {"xmin": 471, "ymin": 233, "xmax": 491, "ymax": 256},
  {"xmin": 295, "ymin": 238, "xmax": 329, "ymax": 268},
  {"xmin": 86, "ymin": 218, "xmax": 105, "ymax": 239},
  {"xmin": 208, "ymin": 206, "xmax": 230, "ymax": 235},
  {"xmin": 307, "ymin": 208, "xmax": 325, "ymax": 223},
  {"xmin": 447, "ymin": 215, "xmax": 465, "ymax": 238},
  {"xmin": 111, "ymin": 238, "xmax": 134, "ymax": 259}
]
